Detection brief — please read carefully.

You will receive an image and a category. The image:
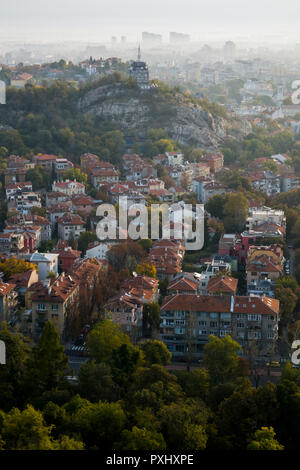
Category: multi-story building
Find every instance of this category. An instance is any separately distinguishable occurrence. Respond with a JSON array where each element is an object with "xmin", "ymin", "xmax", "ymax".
[
  {"xmin": 281, "ymin": 174, "xmax": 300, "ymax": 192},
  {"xmin": 248, "ymin": 171, "xmax": 281, "ymax": 196},
  {"xmin": 7, "ymin": 191, "xmax": 41, "ymax": 214},
  {"xmin": 5, "ymin": 182, "xmax": 33, "ymax": 199},
  {"xmin": 51, "ymin": 241, "xmax": 82, "ymax": 273},
  {"xmin": 32, "ymin": 154, "xmax": 58, "ymax": 170},
  {"xmin": 57, "ymin": 213, "xmax": 85, "ymax": 241},
  {"xmin": 200, "ymin": 153, "xmax": 224, "ymax": 174},
  {"xmin": 52, "ymin": 180, "xmax": 85, "ymax": 197},
  {"xmin": 30, "ymin": 274, "xmax": 79, "ymax": 339},
  {"xmin": 160, "ymin": 294, "xmax": 279, "ymax": 358},
  {"xmin": 192, "ymin": 178, "xmax": 227, "ymax": 203},
  {"xmin": 0, "ymin": 283, "xmax": 18, "ymax": 322},
  {"xmin": 246, "ymin": 207, "xmax": 286, "ymax": 231}
]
